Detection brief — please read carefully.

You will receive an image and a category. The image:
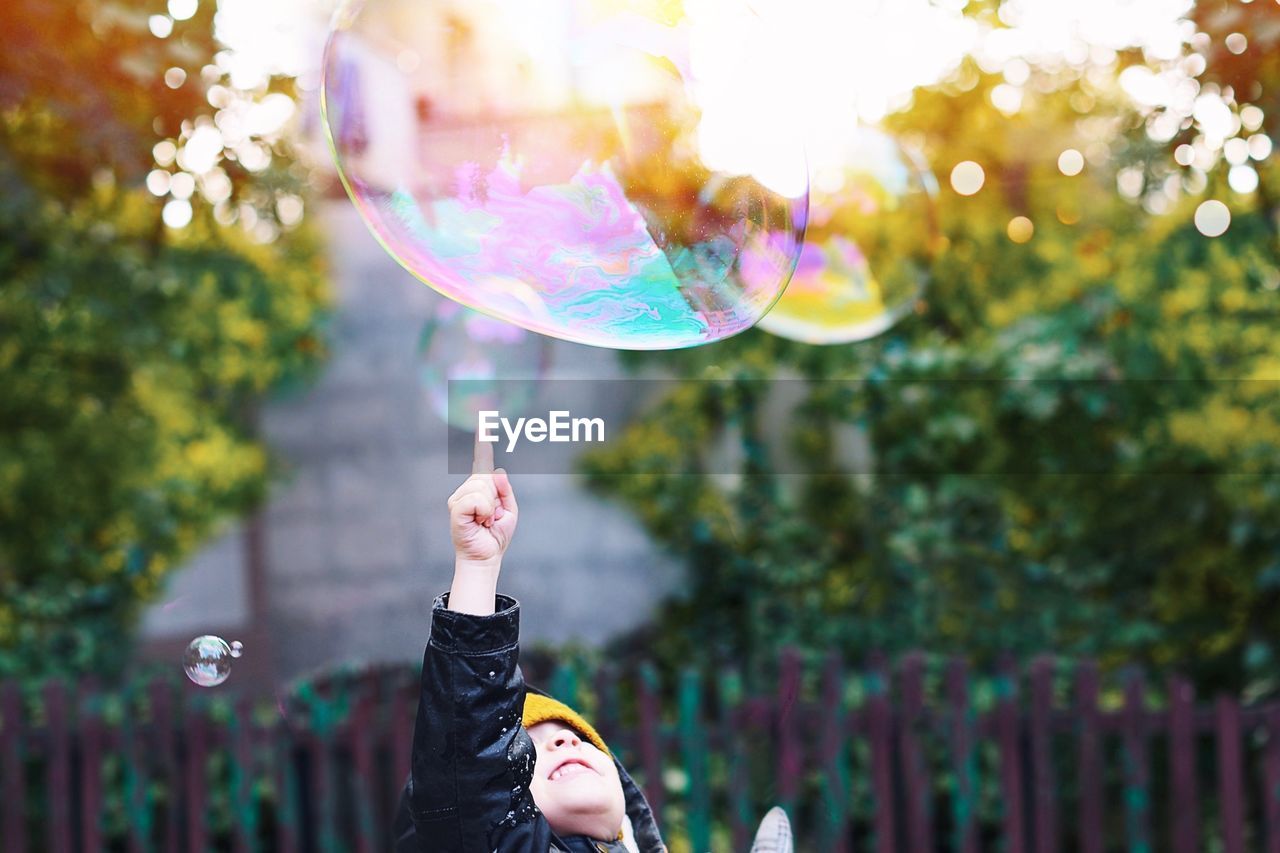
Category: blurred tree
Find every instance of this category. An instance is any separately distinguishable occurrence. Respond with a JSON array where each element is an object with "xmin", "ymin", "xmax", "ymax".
[
  {"xmin": 0, "ymin": 0, "xmax": 330, "ymax": 680},
  {"xmin": 585, "ymin": 4, "xmax": 1280, "ymax": 698}
]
